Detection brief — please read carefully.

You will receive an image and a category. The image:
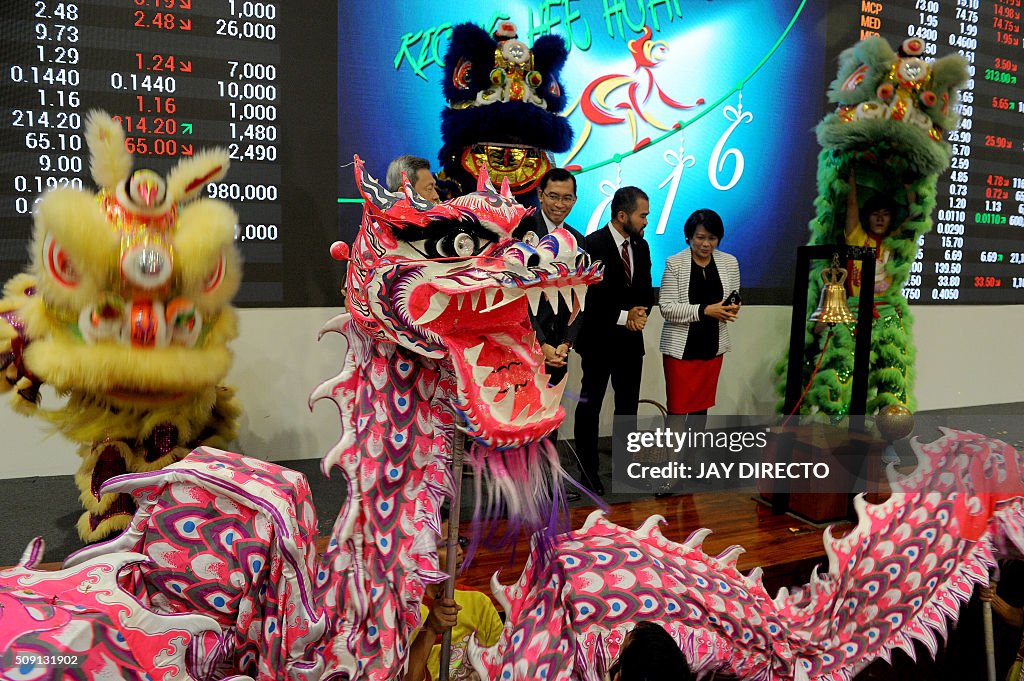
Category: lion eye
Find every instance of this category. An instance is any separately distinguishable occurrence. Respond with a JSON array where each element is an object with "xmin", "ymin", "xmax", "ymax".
[{"xmin": 43, "ymin": 234, "xmax": 79, "ymax": 288}]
